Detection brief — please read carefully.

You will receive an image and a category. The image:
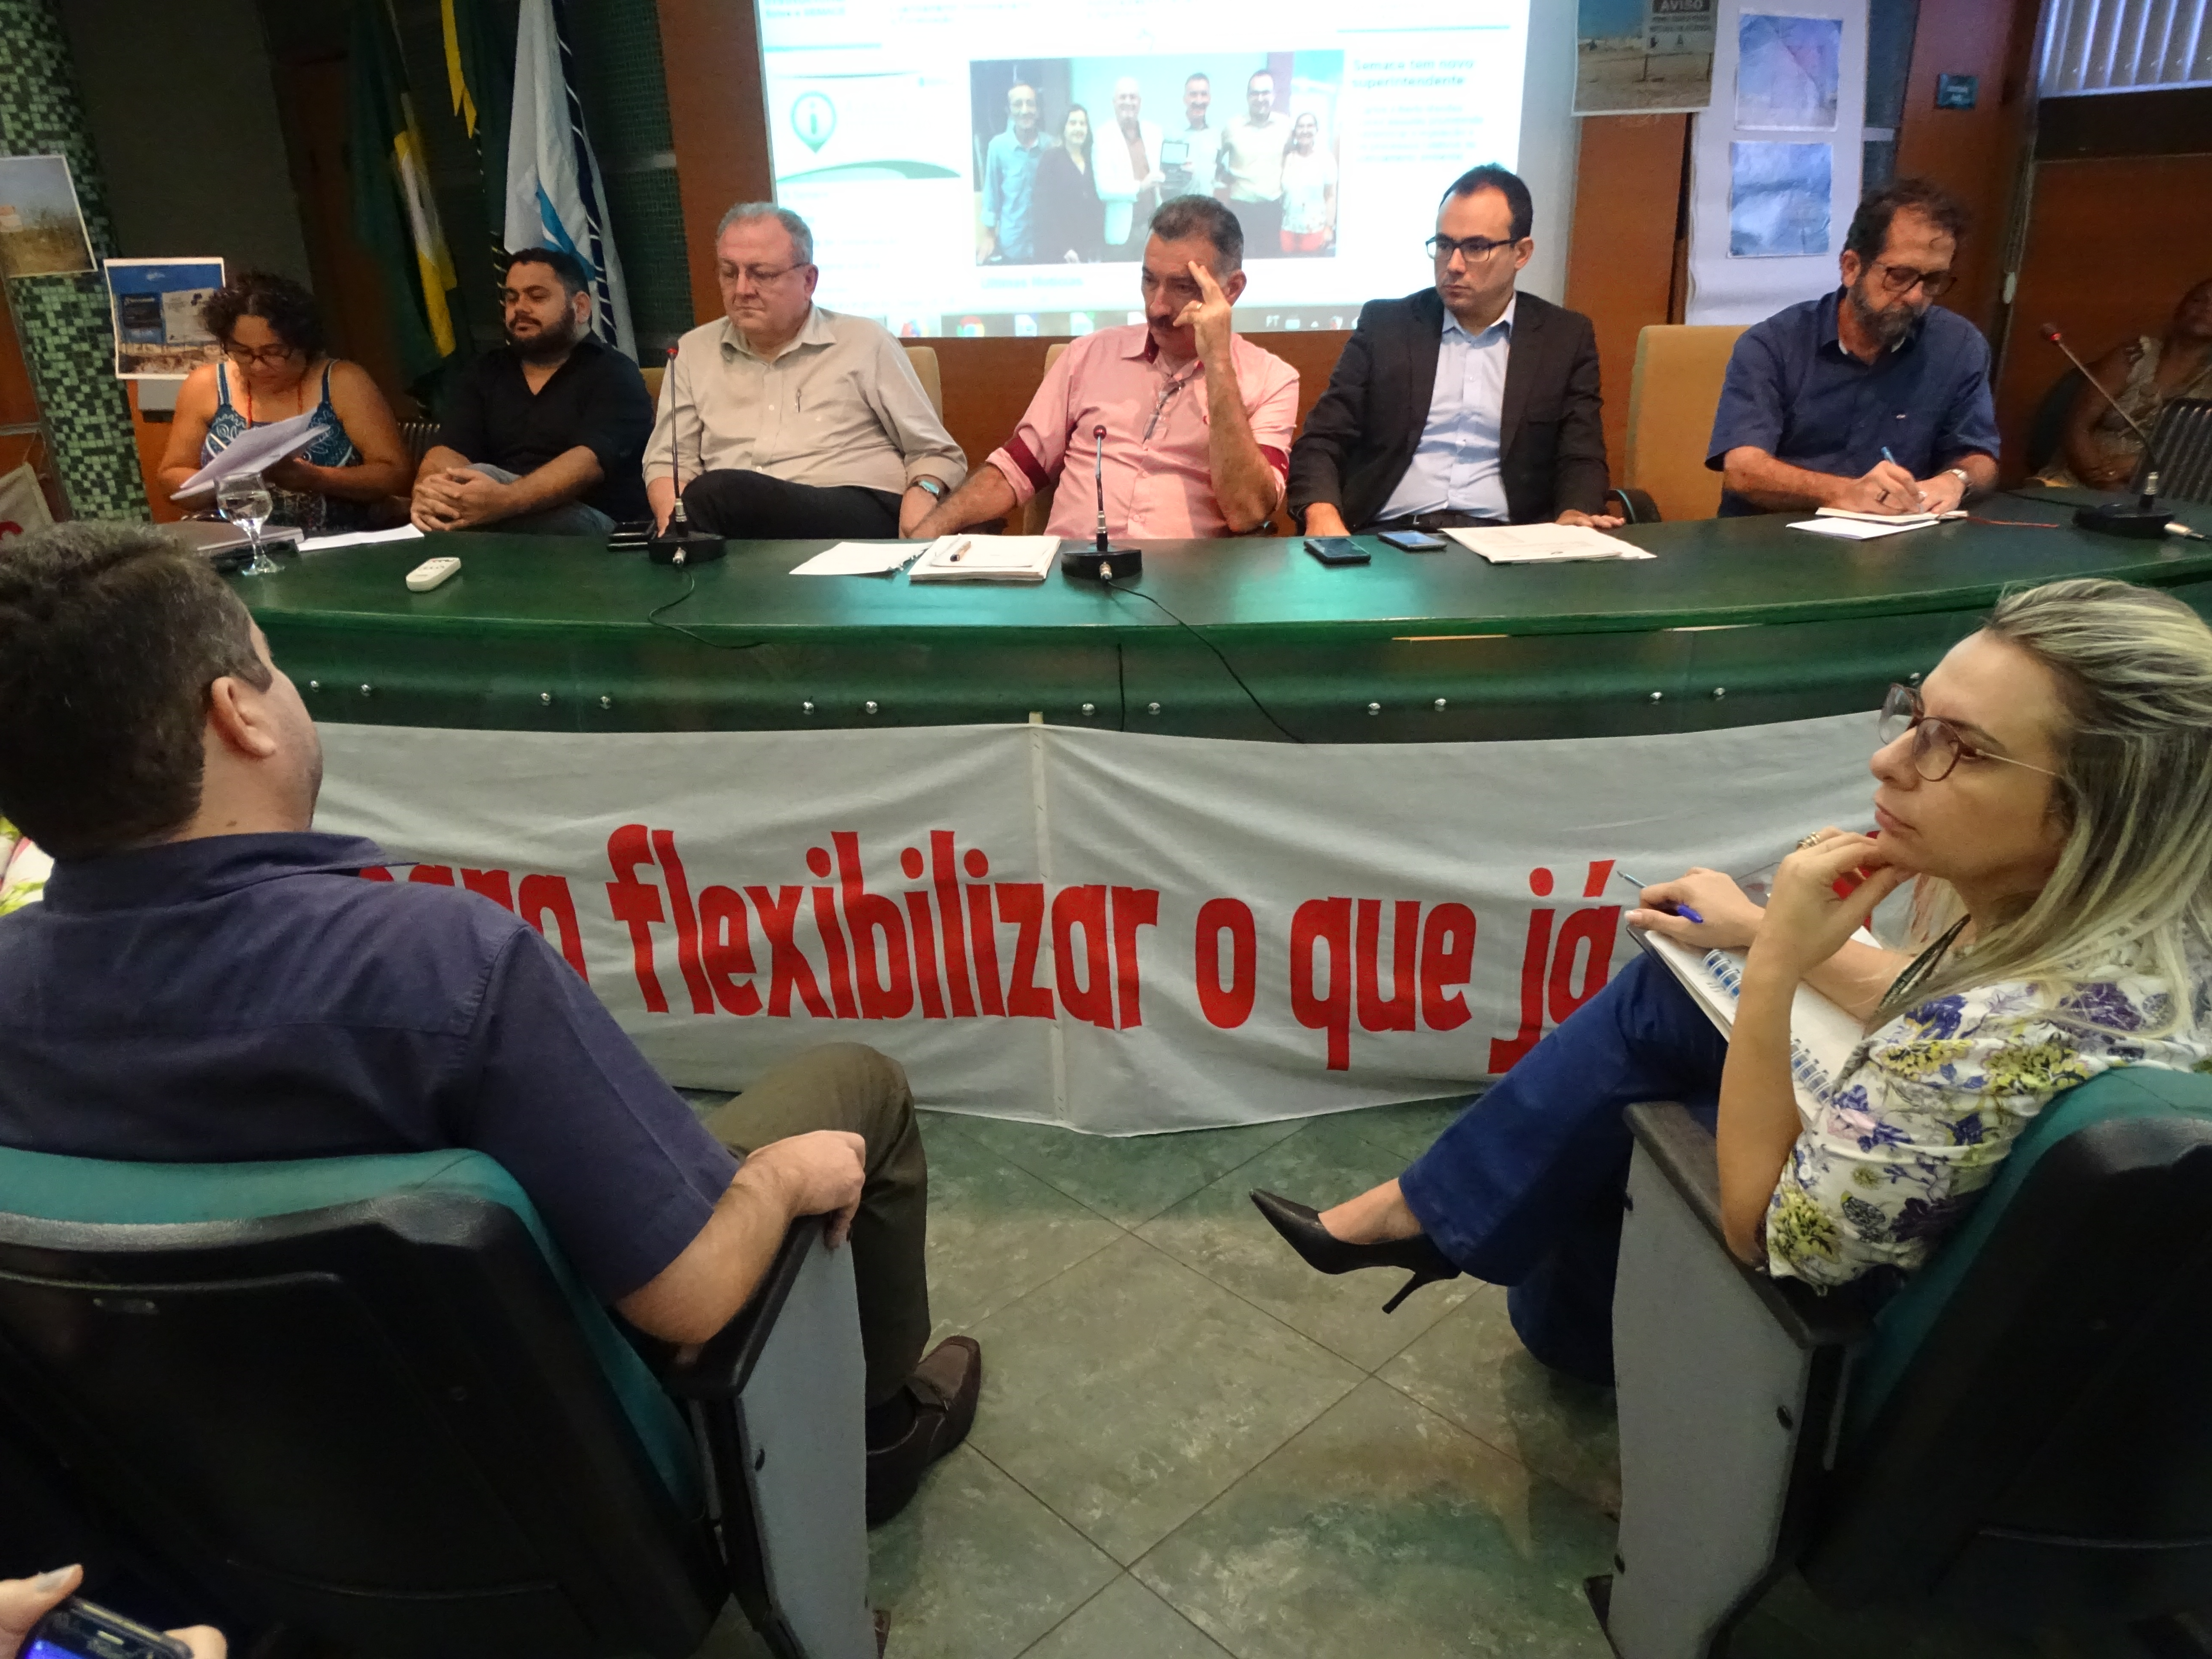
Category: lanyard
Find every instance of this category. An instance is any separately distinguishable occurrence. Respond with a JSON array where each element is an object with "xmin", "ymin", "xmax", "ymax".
[{"xmin": 1143, "ymin": 362, "xmax": 1202, "ymax": 442}]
